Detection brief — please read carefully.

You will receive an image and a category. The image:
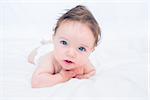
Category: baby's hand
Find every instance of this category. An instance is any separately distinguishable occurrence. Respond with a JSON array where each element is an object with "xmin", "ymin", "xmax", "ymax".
[
  {"xmin": 75, "ymin": 74, "xmax": 89, "ymax": 79},
  {"xmin": 59, "ymin": 69, "xmax": 76, "ymax": 82},
  {"xmin": 75, "ymin": 69, "xmax": 96, "ymax": 79}
]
